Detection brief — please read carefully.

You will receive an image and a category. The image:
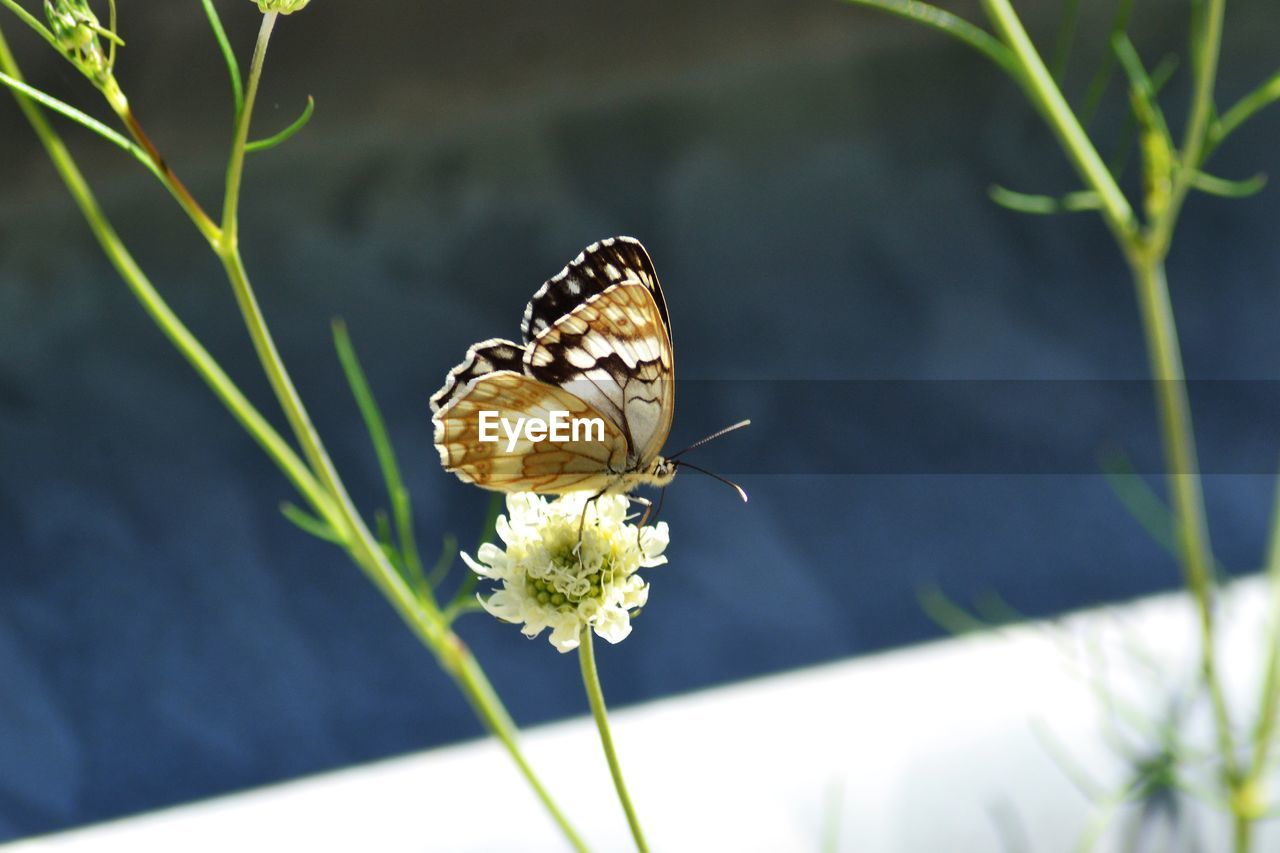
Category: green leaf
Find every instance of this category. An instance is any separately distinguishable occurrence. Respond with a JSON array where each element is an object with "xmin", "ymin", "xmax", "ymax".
[
  {"xmin": 988, "ymin": 184, "xmax": 1102, "ymax": 214},
  {"xmin": 200, "ymin": 0, "xmax": 244, "ymax": 117},
  {"xmin": 840, "ymin": 0, "xmax": 1021, "ymax": 81},
  {"xmin": 332, "ymin": 319, "xmax": 428, "ymax": 594},
  {"xmin": 917, "ymin": 584, "xmax": 992, "ymax": 635},
  {"xmin": 1112, "ymin": 33, "xmax": 1173, "ymax": 148},
  {"xmin": 0, "ymin": 70, "xmax": 162, "ymax": 181},
  {"xmin": 246, "ymin": 95, "xmax": 314, "ymax": 153},
  {"xmin": 1079, "ymin": 0, "xmax": 1135, "ymax": 124},
  {"xmin": 1049, "ymin": 0, "xmax": 1080, "ymax": 84},
  {"xmin": 1099, "ymin": 450, "xmax": 1197, "ymax": 566},
  {"xmin": 427, "ymin": 533, "xmax": 458, "ymax": 589},
  {"xmin": 1209, "ymin": 68, "xmax": 1280, "ymax": 157},
  {"xmin": 1188, "ymin": 170, "xmax": 1266, "ymax": 198},
  {"xmin": 281, "ymin": 501, "xmax": 343, "ymax": 543},
  {"xmin": 448, "ymin": 493, "xmax": 503, "ymax": 615},
  {"xmin": 0, "ymin": 0, "xmax": 62, "ymax": 55}
]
